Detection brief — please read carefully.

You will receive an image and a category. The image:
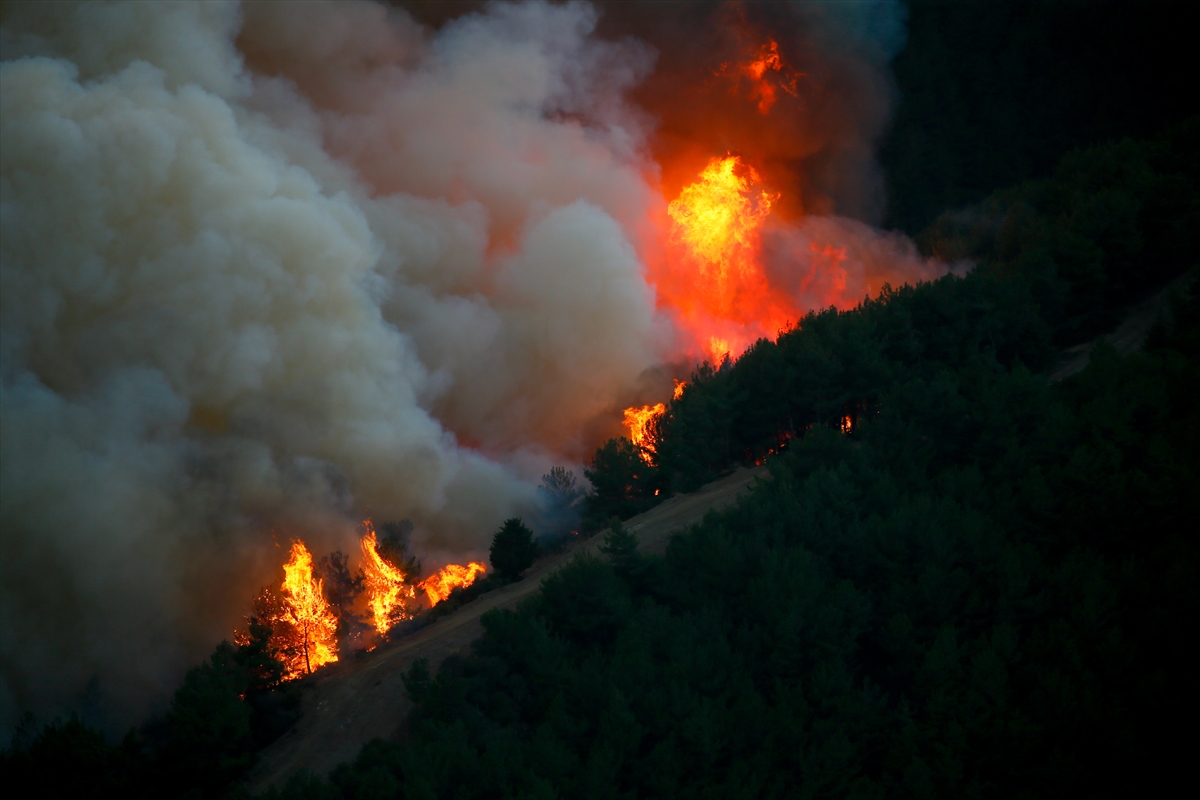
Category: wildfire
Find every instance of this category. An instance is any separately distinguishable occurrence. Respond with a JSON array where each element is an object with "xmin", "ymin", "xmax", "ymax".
[
  {"xmin": 733, "ymin": 39, "xmax": 800, "ymax": 113},
  {"xmin": 673, "ymin": 379, "xmax": 687, "ymax": 400},
  {"xmin": 656, "ymin": 154, "xmax": 795, "ymax": 362},
  {"xmin": 624, "ymin": 402, "xmax": 665, "ymax": 463},
  {"xmin": 417, "ymin": 562, "xmax": 487, "ymax": 606},
  {"xmin": 360, "ymin": 522, "xmax": 416, "ymax": 634},
  {"xmin": 257, "ymin": 540, "xmax": 341, "ymax": 679},
  {"xmin": 668, "ymin": 155, "xmax": 775, "ymax": 298}
]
